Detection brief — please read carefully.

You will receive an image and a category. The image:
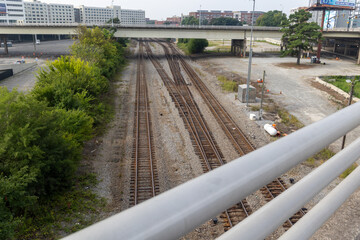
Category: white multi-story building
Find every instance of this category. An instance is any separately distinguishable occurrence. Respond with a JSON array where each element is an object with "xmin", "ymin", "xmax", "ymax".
[
  {"xmin": 24, "ymin": 0, "xmax": 74, "ymax": 24},
  {"xmin": 47, "ymin": 2, "xmax": 74, "ymax": 24},
  {"xmin": 77, "ymin": 5, "xmax": 115, "ymax": 24},
  {"xmin": 24, "ymin": 0, "xmax": 48, "ymax": 24},
  {"xmin": 0, "ymin": 0, "xmax": 25, "ymax": 24},
  {"xmin": 120, "ymin": 9, "xmax": 145, "ymax": 25},
  {"xmin": 76, "ymin": 5, "xmax": 145, "ymax": 25}
]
